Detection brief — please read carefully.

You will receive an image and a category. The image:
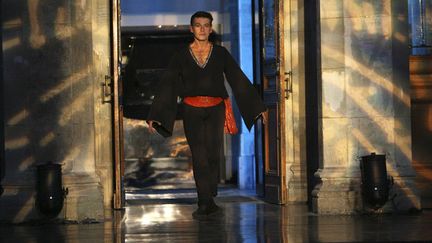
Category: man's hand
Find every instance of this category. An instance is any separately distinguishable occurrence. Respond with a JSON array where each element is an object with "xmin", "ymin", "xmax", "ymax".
[{"xmin": 146, "ymin": 120, "xmax": 157, "ymax": 134}]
